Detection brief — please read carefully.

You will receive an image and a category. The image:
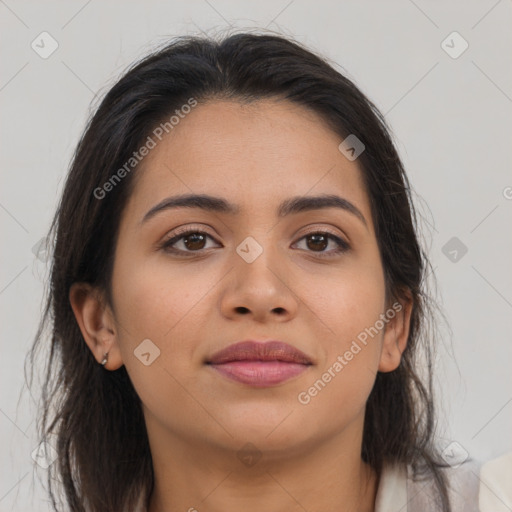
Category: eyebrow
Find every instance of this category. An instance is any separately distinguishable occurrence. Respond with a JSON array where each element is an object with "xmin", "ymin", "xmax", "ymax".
[{"xmin": 141, "ymin": 193, "xmax": 368, "ymax": 229}]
